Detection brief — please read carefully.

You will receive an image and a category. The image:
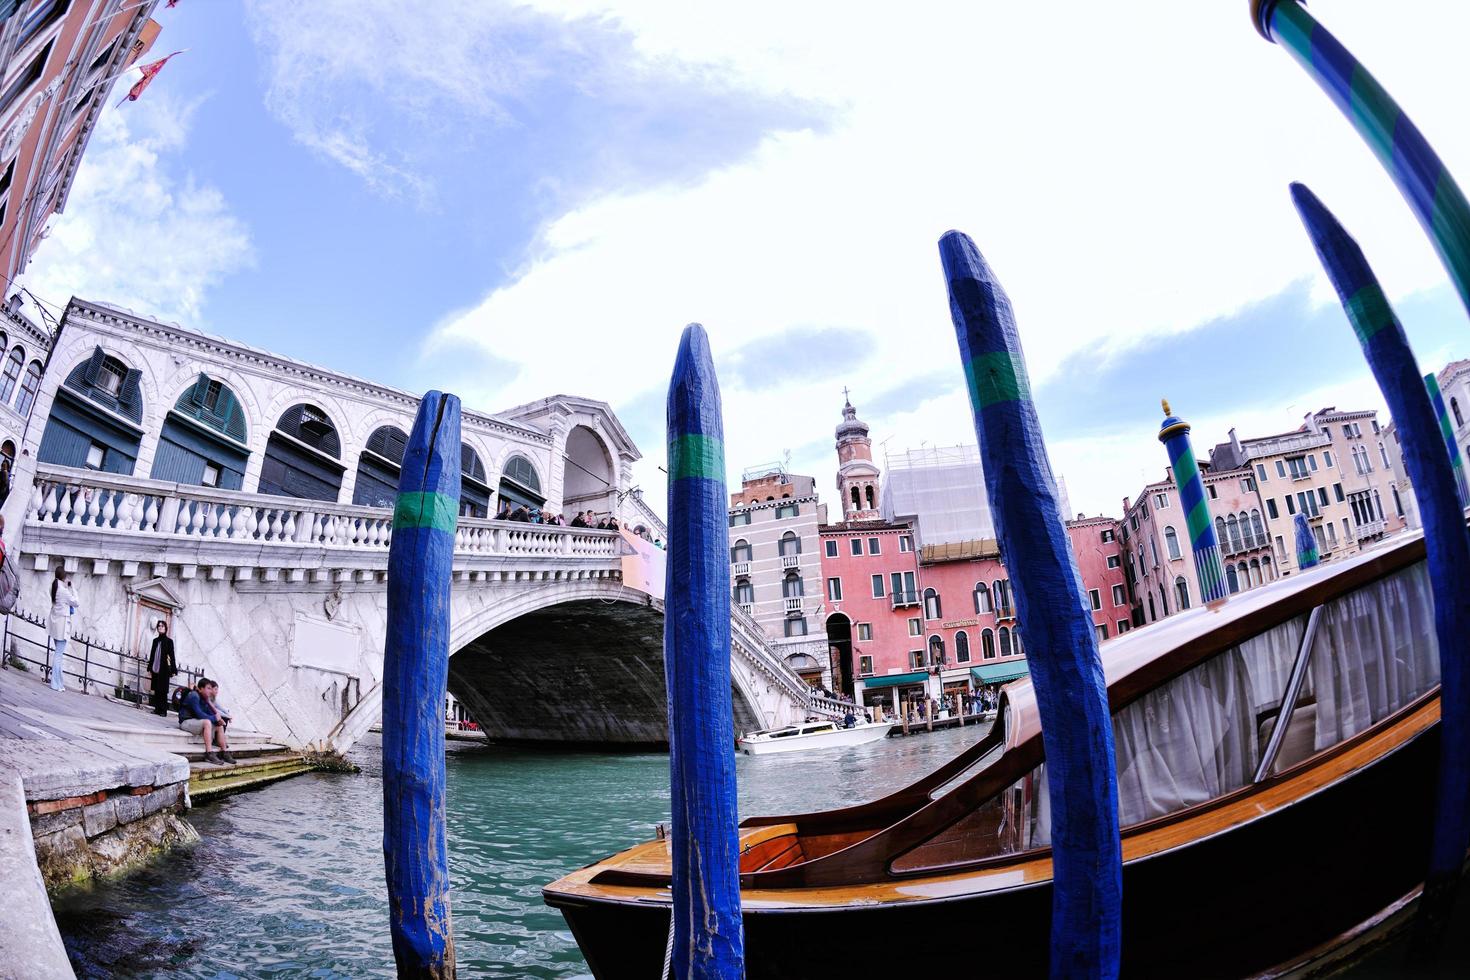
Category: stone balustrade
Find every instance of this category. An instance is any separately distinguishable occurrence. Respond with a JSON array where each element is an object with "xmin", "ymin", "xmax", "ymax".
[{"xmin": 24, "ymin": 464, "xmax": 621, "ymax": 576}]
